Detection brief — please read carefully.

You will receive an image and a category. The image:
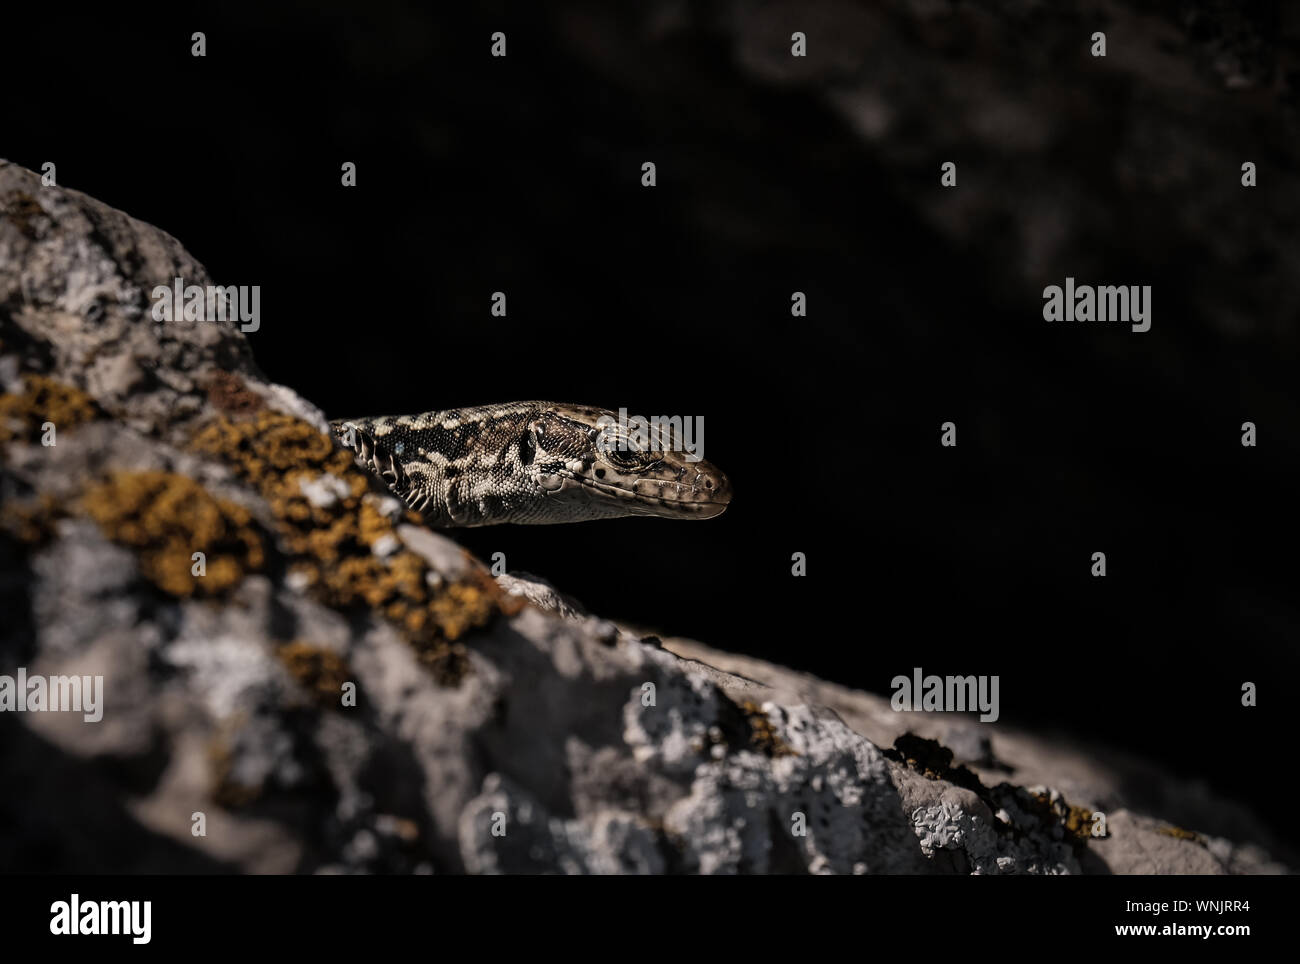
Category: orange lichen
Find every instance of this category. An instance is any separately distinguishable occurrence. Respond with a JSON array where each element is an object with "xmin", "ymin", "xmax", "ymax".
[{"xmin": 81, "ymin": 470, "xmax": 265, "ymax": 597}]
